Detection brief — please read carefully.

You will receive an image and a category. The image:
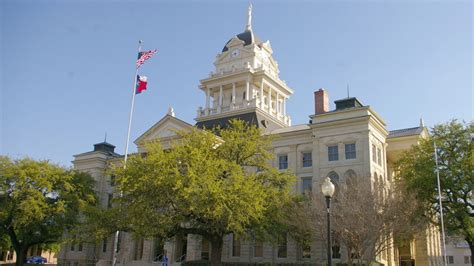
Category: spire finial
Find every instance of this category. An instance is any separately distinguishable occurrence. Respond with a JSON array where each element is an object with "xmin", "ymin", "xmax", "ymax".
[
  {"xmin": 420, "ymin": 117, "xmax": 425, "ymax": 127},
  {"xmin": 347, "ymin": 84, "xmax": 350, "ymax": 98},
  {"xmin": 168, "ymin": 106, "xmax": 175, "ymax": 117},
  {"xmin": 104, "ymin": 132, "xmax": 107, "ymax": 142},
  {"xmin": 246, "ymin": 3, "xmax": 253, "ymax": 31}
]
